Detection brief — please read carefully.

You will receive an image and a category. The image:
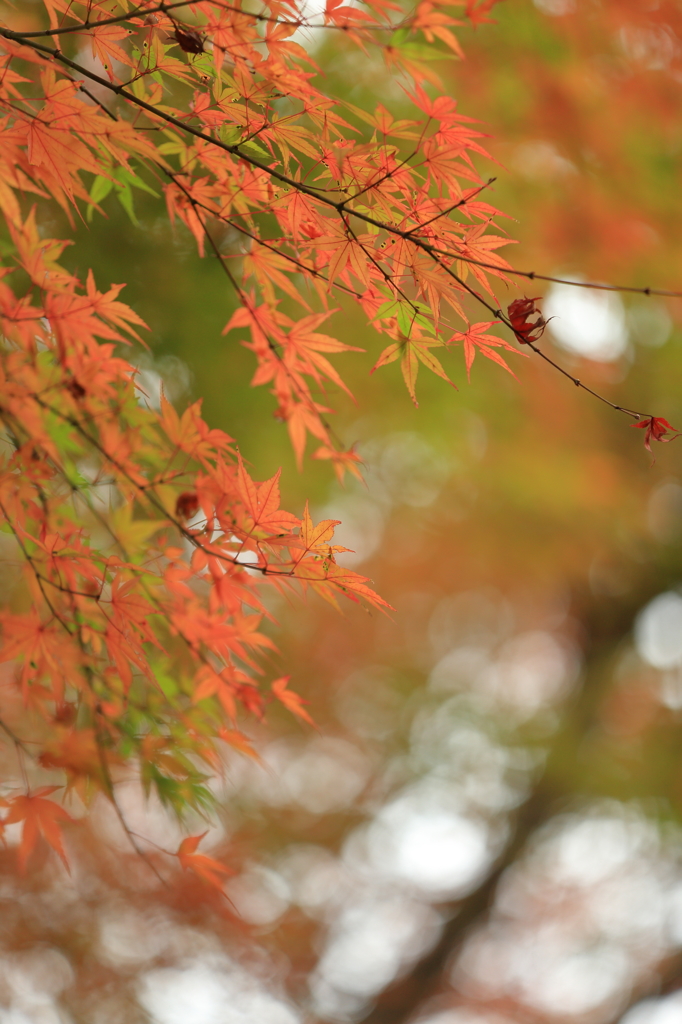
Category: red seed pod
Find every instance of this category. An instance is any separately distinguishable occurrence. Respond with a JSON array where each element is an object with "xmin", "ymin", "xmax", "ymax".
[
  {"xmin": 175, "ymin": 491, "xmax": 200, "ymax": 520},
  {"xmin": 65, "ymin": 378, "xmax": 86, "ymax": 400}
]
